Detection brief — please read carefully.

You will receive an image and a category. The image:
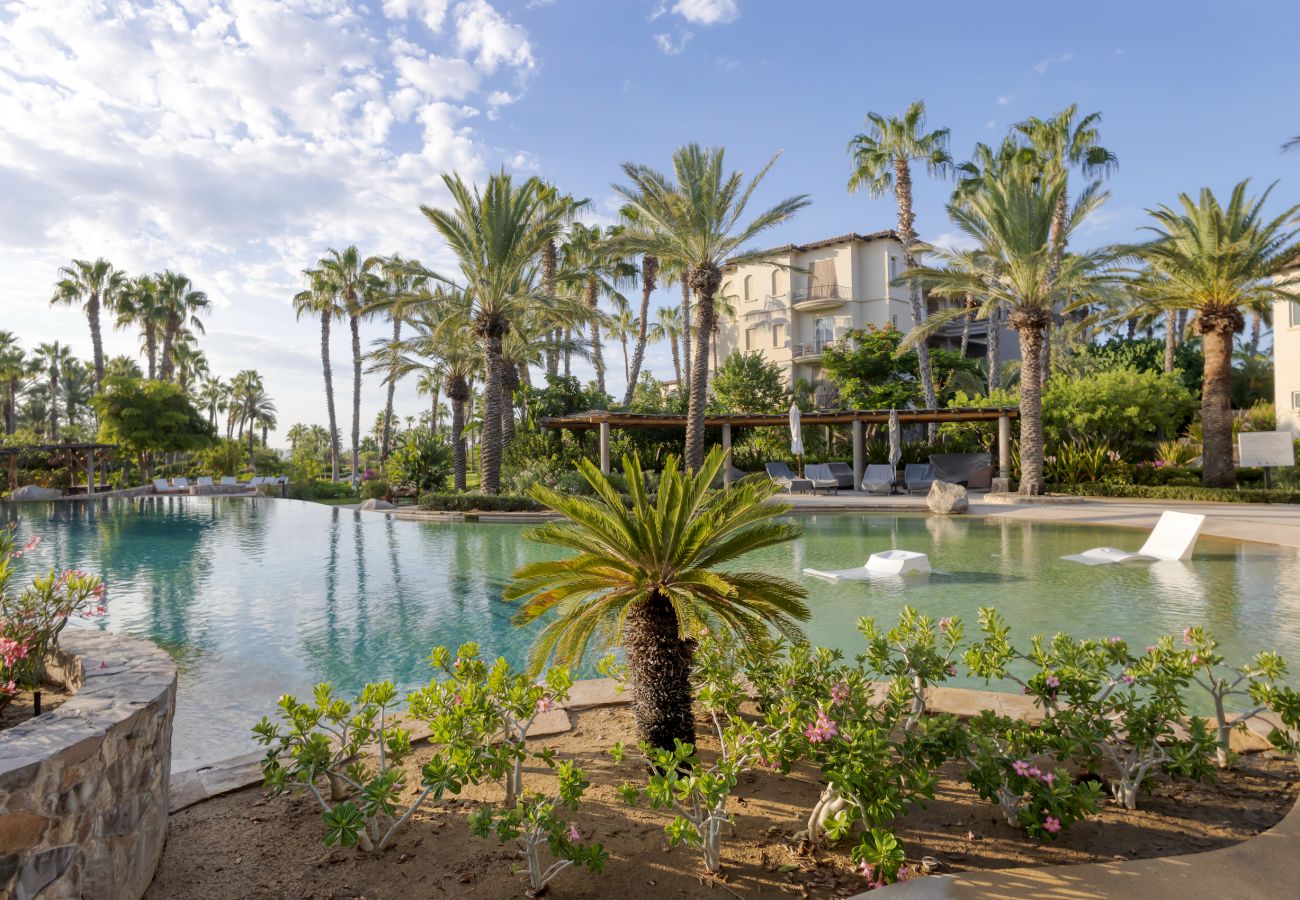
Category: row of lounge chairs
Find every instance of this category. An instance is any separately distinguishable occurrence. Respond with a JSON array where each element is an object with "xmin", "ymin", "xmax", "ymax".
[
  {"xmin": 151, "ymin": 476, "xmax": 288, "ymax": 494},
  {"xmin": 763, "ymin": 454, "xmax": 993, "ymax": 495}
]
